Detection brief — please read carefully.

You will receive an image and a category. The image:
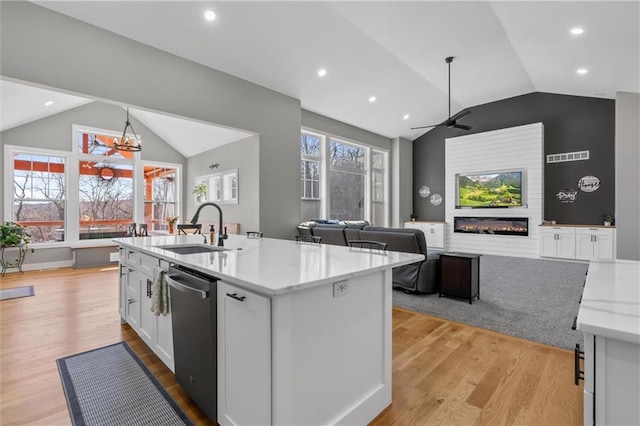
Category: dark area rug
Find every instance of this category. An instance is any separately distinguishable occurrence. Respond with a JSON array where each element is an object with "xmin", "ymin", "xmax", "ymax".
[
  {"xmin": 393, "ymin": 254, "xmax": 588, "ymax": 350},
  {"xmin": 0, "ymin": 285, "xmax": 34, "ymax": 301},
  {"xmin": 57, "ymin": 342, "xmax": 192, "ymax": 426}
]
